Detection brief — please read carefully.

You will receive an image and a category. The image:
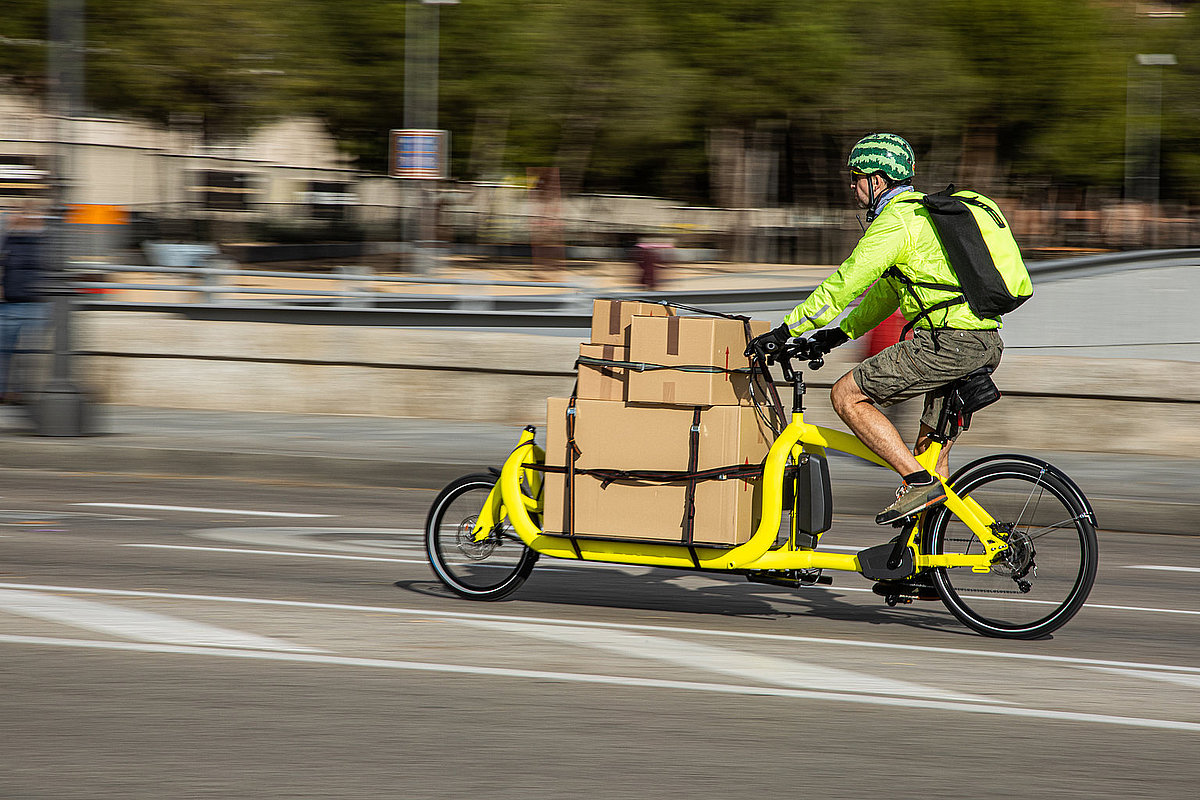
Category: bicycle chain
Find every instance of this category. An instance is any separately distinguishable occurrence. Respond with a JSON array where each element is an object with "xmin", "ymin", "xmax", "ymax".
[{"xmin": 941, "ymin": 536, "xmax": 1030, "ymax": 594}]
